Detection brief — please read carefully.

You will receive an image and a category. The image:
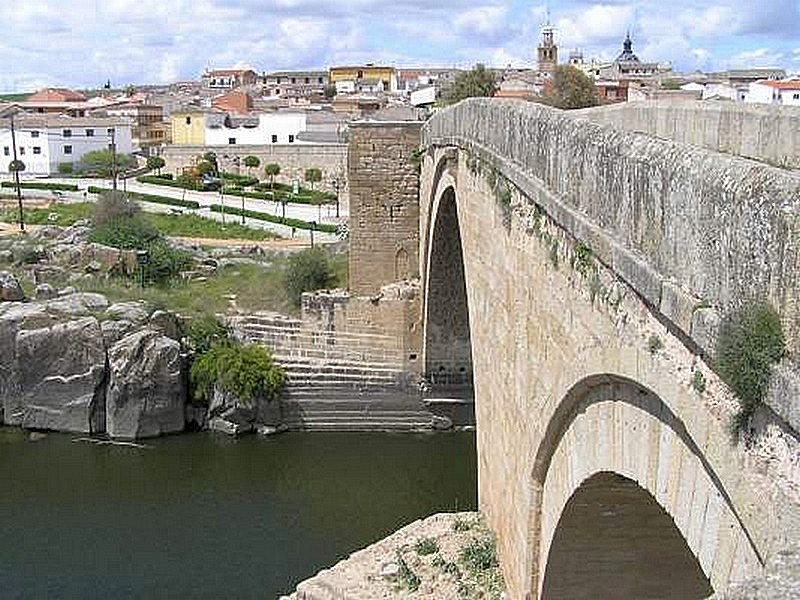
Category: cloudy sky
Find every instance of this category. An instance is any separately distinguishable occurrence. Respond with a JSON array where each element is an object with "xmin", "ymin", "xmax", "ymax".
[{"xmin": 2, "ymin": 0, "xmax": 799, "ymax": 92}]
